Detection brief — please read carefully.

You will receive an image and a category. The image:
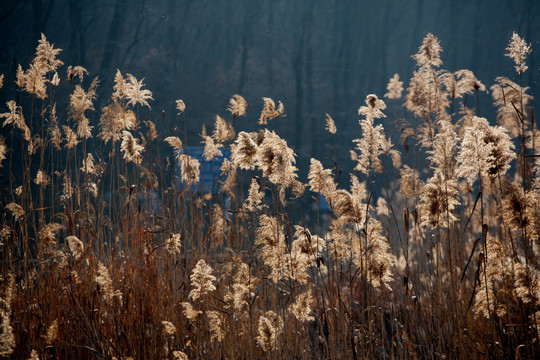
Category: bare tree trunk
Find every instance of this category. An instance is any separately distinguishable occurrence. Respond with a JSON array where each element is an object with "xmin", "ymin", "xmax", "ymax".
[
  {"xmin": 471, "ymin": 1, "xmax": 482, "ymax": 77},
  {"xmin": 378, "ymin": 0, "xmax": 391, "ymax": 94},
  {"xmin": 265, "ymin": 1, "xmax": 275, "ymax": 87},
  {"xmin": 238, "ymin": 1, "xmax": 261, "ymax": 94},
  {"xmin": 408, "ymin": 0, "xmax": 424, "ymax": 75},
  {"xmin": 68, "ymin": 0, "xmax": 86, "ymax": 66},
  {"xmin": 99, "ymin": 0, "xmax": 129, "ymax": 78},
  {"xmin": 32, "ymin": 0, "xmax": 56, "ymax": 44},
  {"xmin": 168, "ymin": 0, "xmax": 193, "ymax": 72},
  {"xmin": 293, "ymin": 1, "xmax": 316, "ymax": 159}
]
